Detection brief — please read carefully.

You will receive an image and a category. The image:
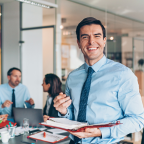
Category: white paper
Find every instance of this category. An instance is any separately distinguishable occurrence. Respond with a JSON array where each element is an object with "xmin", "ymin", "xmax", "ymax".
[
  {"xmin": 15, "ymin": 127, "xmax": 39, "ymax": 136},
  {"xmin": 50, "ymin": 118, "xmax": 86, "ymax": 125},
  {"xmin": 47, "ymin": 128, "xmax": 67, "ymax": 134},
  {"xmin": 0, "ymin": 127, "xmax": 7, "ymax": 133},
  {"xmin": 29, "ymin": 131, "xmax": 67, "ymax": 142},
  {"xmin": 45, "ymin": 118, "xmax": 87, "ymax": 130}
]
